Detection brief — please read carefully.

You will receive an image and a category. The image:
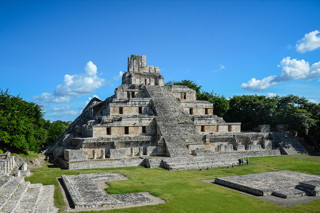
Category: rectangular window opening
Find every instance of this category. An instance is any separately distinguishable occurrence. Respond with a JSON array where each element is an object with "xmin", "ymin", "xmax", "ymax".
[
  {"xmin": 201, "ymin": 125, "xmax": 205, "ymax": 132},
  {"xmin": 127, "ymin": 91, "xmax": 130, "ymax": 98},
  {"xmin": 119, "ymin": 107, "xmax": 123, "ymax": 114},
  {"xmin": 205, "ymin": 108, "xmax": 209, "ymax": 114},
  {"xmin": 228, "ymin": 125, "xmax": 232, "ymax": 132},
  {"xmin": 142, "ymin": 126, "xmax": 146, "ymax": 134},
  {"xmin": 181, "ymin": 92, "xmax": 187, "ymax": 99},
  {"xmin": 189, "ymin": 108, "xmax": 193, "ymax": 115},
  {"xmin": 106, "ymin": 127, "xmax": 111, "ymax": 135},
  {"xmin": 139, "ymin": 106, "xmax": 142, "ymax": 114},
  {"xmin": 131, "ymin": 92, "xmax": 135, "ymax": 98},
  {"xmin": 125, "ymin": 126, "xmax": 129, "ymax": 134}
]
